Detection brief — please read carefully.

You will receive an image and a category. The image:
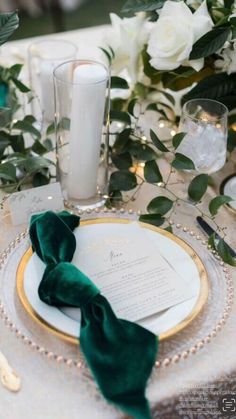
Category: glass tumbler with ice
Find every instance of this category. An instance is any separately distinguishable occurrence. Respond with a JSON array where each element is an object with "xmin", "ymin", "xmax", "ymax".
[{"xmin": 178, "ymin": 99, "xmax": 228, "ymax": 174}]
